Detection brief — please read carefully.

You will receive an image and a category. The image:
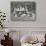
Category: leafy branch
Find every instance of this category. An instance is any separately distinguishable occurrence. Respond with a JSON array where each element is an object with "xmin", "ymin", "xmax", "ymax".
[{"xmin": 0, "ymin": 11, "xmax": 6, "ymax": 28}]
